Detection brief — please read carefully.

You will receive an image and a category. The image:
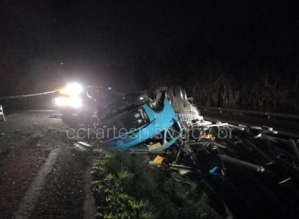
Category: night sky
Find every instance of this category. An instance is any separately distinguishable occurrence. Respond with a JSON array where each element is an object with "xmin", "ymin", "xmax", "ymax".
[{"xmin": 1, "ymin": 0, "xmax": 299, "ymax": 94}]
